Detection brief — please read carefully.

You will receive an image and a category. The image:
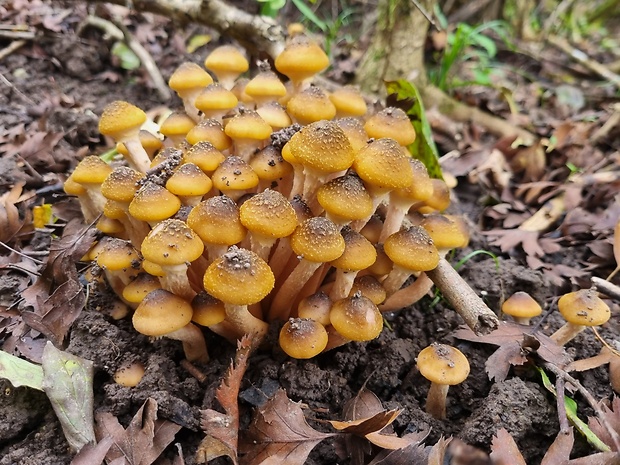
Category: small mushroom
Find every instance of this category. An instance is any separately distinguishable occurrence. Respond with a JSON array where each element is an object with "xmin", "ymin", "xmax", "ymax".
[
  {"xmin": 502, "ymin": 291, "xmax": 542, "ymax": 325},
  {"xmin": 417, "ymin": 343, "xmax": 470, "ymax": 420},
  {"xmin": 279, "ymin": 318, "xmax": 328, "ymax": 359},
  {"xmin": 550, "ymin": 288, "xmax": 611, "ymax": 346}
]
